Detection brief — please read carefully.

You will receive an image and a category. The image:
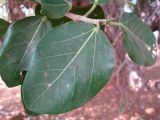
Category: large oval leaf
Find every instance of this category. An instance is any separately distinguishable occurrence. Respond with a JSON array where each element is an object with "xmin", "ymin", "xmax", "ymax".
[
  {"xmin": 40, "ymin": 0, "xmax": 72, "ymax": 19},
  {"xmin": 120, "ymin": 13, "xmax": 157, "ymax": 66},
  {"xmin": 0, "ymin": 18, "xmax": 10, "ymax": 38},
  {"xmin": 22, "ymin": 22, "xmax": 115, "ymax": 114},
  {"xmin": 0, "ymin": 16, "xmax": 52, "ymax": 87}
]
